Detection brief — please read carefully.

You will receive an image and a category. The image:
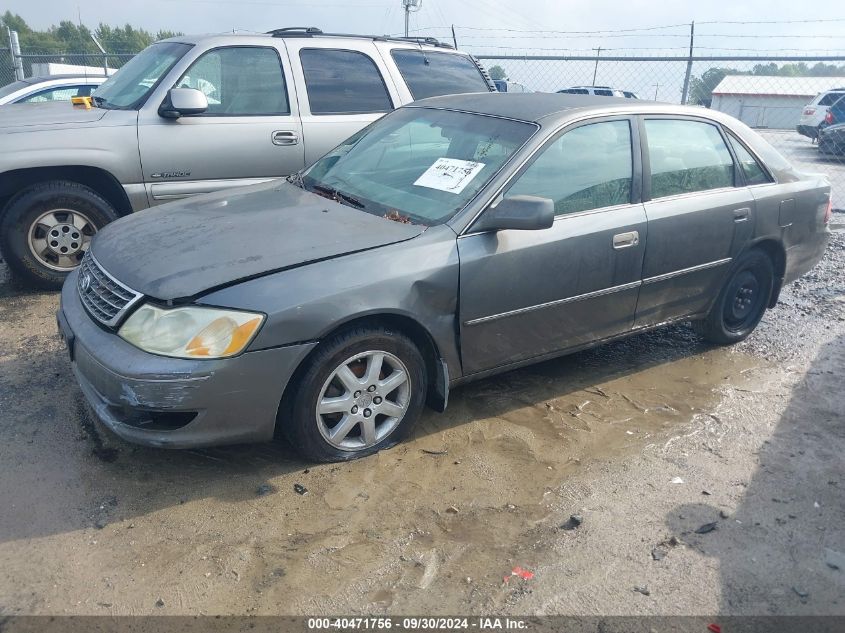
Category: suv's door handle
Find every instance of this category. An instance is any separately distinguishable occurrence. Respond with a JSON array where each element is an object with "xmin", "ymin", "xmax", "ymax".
[
  {"xmin": 272, "ymin": 130, "xmax": 299, "ymax": 146},
  {"xmin": 613, "ymin": 231, "xmax": 640, "ymax": 249},
  {"xmin": 733, "ymin": 207, "xmax": 750, "ymax": 222}
]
